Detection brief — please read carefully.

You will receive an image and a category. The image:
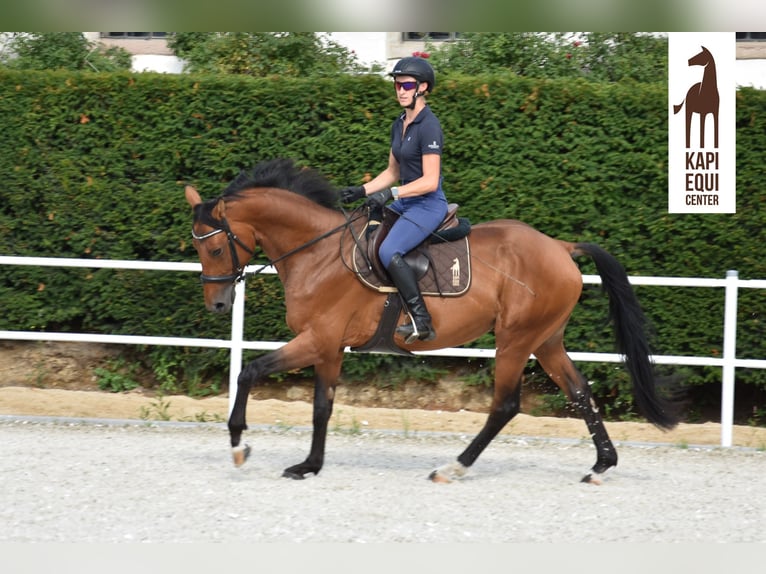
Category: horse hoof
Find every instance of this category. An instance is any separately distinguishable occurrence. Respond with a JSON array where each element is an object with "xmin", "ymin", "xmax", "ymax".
[
  {"xmin": 282, "ymin": 462, "xmax": 319, "ymax": 479},
  {"xmin": 428, "ymin": 470, "xmax": 452, "ymax": 484},
  {"xmin": 232, "ymin": 444, "xmax": 251, "ymax": 467},
  {"xmin": 282, "ymin": 470, "xmax": 306, "ymax": 480},
  {"xmin": 581, "ymin": 473, "xmax": 603, "ymax": 486},
  {"xmin": 428, "ymin": 461, "xmax": 467, "ymax": 483}
]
